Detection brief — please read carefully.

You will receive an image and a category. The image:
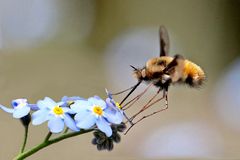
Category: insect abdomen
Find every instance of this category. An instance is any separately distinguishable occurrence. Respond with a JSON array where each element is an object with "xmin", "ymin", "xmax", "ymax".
[{"xmin": 182, "ymin": 60, "xmax": 205, "ymax": 87}]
